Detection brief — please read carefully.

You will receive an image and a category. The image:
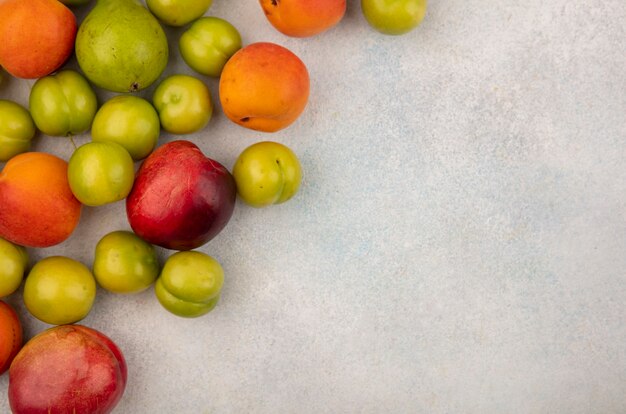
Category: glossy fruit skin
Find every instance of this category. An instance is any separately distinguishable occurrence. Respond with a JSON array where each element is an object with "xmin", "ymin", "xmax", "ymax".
[
  {"xmin": 179, "ymin": 17, "xmax": 242, "ymax": 77},
  {"xmin": 233, "ymin": 141, "xmax": 302, "ymax": 207},
  {"xmin": 361, "ymin": 0, "xmax": 427, "ymax": 35},
  {"xmin": 152, "ymin": 74, "xmax": 213, "ymax": 135},
  {"xmin": 0, "ymin": 152, "xmax": 82, "ymax": 248},
  {"xmin": 0, "ymin": 237, "xmax": 28, "ymax": 298},
  {"xmin": 260, "ymin": 0, "xmax": 346, "ymax": 37},
  {"xmin": 9, "ymin": 324, "xmax": 127, "ymax": 414},
  {"xmin": 0, "ymin": 100, "xmax": 36, "ymax": 162},
  {"xmin": 219, "ymin": 42, "xmax": 310, "ymax": 132},
  {"xmin": 0, "ymin": 0, "xmax": 77, "ymax": 79},
  {"xmin": 93, "ymin": 230, "xmax": 159, "ymax": 294},
  {"xmin": 68, "ymin": 142, "xmax": 135, "ymax": 206},
  {"xmin": 146, "ymin": 0, "xmax": 213, "ymax": 26},
  {"xmin": 155, "ymin": 251, "xmax": 223, "ymax": 317},
  {"xmin": 0, "ymin": 300, "xmax": 22, "ymax": 375},
  {"xmin": 126, "ymin": 140, "xmax": 237, "ymax": 251},
  {"xmin": 23, "ymin": 256, "xmax": 96, "ymax": 325},
  {"xmin": 75, "ymin": 0, "xmax": 169, "ymax": 92},
  {"xmin": 91, "ymin": 95, "xmax": 160, "ymax": 160},
  {"xmin": 29, "ymin": 70, "xmax": 98, "ymax": 137}
]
